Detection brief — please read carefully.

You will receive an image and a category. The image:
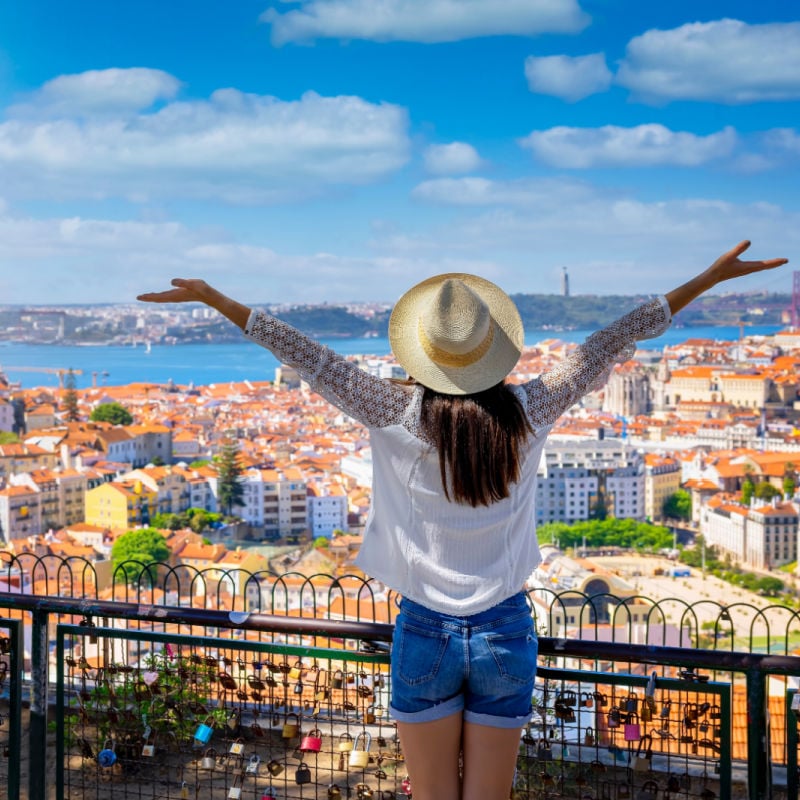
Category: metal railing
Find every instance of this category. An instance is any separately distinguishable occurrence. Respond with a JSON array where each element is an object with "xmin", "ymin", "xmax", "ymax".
[{"xmin": 1, "ymin": 591, "xmax": 800, "ymax": 800}]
